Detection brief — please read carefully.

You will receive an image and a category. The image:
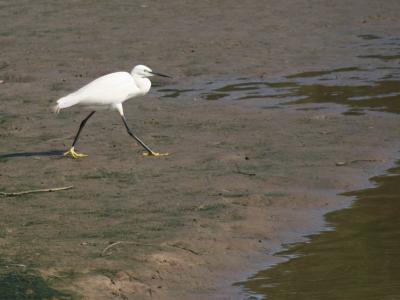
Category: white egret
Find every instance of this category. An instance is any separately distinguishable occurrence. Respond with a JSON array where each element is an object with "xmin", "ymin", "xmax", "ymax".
[{"xmin": 53, "ymin": 65, "xmax": 171, "ymax": 159}]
